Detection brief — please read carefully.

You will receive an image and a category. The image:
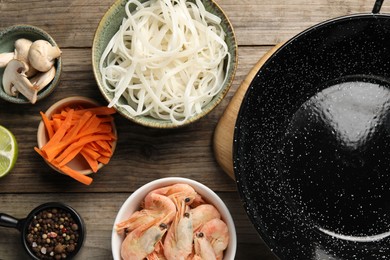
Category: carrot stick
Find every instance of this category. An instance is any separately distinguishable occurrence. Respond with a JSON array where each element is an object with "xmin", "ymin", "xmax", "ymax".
[
  {"xmin": 81, "ymin": 145, "xmax": 101, "ymax": 160},
  {"xmin": 97, "ymin": 156, "xmax": 110, "ymax": 165},
  {"xmin": 41, "ymin": 109, "xmax": 74, "ymax": 160},
  {"xmin": 73, "ymin": 106, "xmax": 116, "ymax": 116},
  {"xmin": 56, "ymin": 145, "xmax": 84, "ymax": 167},
  {"xmin": 34, "ymin": 146, "xmax": 45, "ymax": 157},
  {"xmin": 35, "ymin": 146, "xmax": 93, "ymax": 185},
  {"xmin": 96, "ymin": 124, "xmax": 112, "ymax": 134},
  {"xmin": 61, "ymin": 111, "xmax": 92, "ymax": 144},
  {"xmin": 95, "ymin": 149, "xmax": 111, "ymax": 158},
  {"xmin": 76, "ymin": 115, "xmax": 101, "ymax": 138},
  {"xmin": 98, "ymin": 116, "xmax": 114, "ymax": 123},
  {"xmin": 96, "ymin": 140, "xmax": 113, "ymax": 151},
  {"xmin": 36, "ymin": 104, "xmax": 116, "ymax": 185},
  {"xmin": 57, "ymin": 164, "xmax": 93, "ymax": 185},
  {"xmin": 40, "ymin": 112, "xmax": 54, "ymax": 139},
  {"xmin": 44, "ymin": 111, "xmax": 94, "ymax": 159},
  {"xmin": 80, "ymin": 150, "xmax": 99, "ymax": 173},
  {"xmin": 52, "ymin": 118, "xmax": 62, "ymax": 132},
  {"xmin": 54, "ymin": 135, "xmax": 112, "ymax": 163}
]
